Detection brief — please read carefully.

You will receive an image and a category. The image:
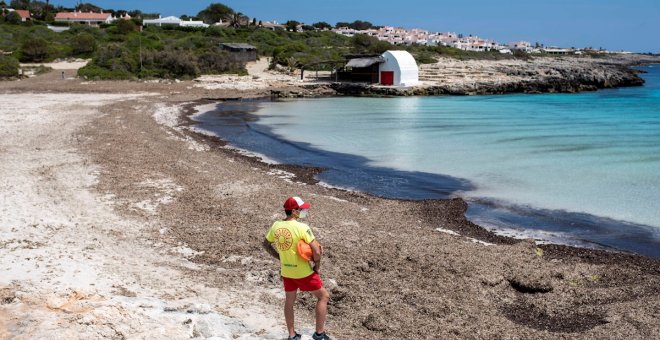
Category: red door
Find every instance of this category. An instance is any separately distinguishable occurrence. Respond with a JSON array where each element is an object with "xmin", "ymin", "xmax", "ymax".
[{"xmin": 380, "ymin": 71, "xmax": 394, "ymax": 85}]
